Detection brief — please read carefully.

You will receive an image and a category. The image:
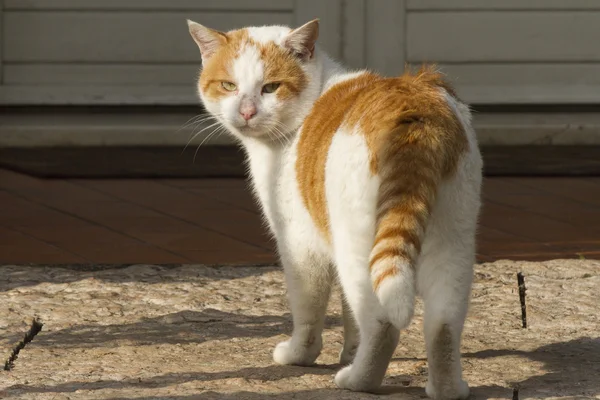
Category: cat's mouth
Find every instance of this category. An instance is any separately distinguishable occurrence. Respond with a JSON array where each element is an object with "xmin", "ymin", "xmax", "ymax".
[
  {"xmin": 235, "ymin": 121, "xmax": 261, "ymax": 135},
  {"xmin": 237, "ymin": 123, "xmax": 253, "ymax": 132},
  {"xmin": 230, "ymin": 116, "xmax": 274, "ymax": 138}
]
